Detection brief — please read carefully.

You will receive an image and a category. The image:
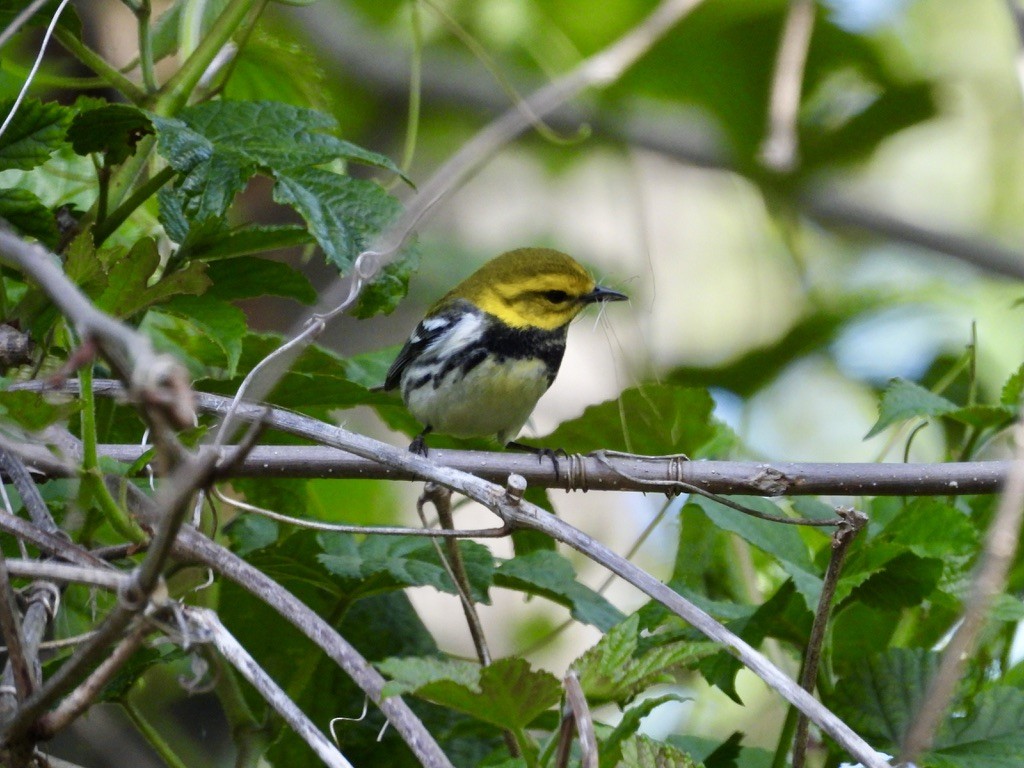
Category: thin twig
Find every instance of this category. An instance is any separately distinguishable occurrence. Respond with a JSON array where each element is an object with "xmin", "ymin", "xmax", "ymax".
[
  {"xmin": 563, "ymin": 671, "xmax": 597, "ymax": 768},
  {"xmin": 899, "ymin": 415, "xmax": 1024, "ymax": 763},
  {"xmin": 212, "ymin": 485, "xmax": 510, "ymax": 538},
  {"xmin": 418, "ymin": 484, "xmax": 492, "ymax": 664},
  {"xmin": 182, "ymin": 607, "xmax": 356, "ymax": 768},
  {"xmin": 35, "ymin": 620, "xmax": 151, "ymax": 738},
  {"xmin": 759, "ymin": 0, "xmax": 816, "ymax": 172},
  {"xmin": 0, "ymin": 450, "xmax": 58, "ymax": 536},
  {"xmin": 3, "ymin": 560, "xmax": 128, "ymax": 592},
  {"xmin": 0, "ymin": 228, "xmax": 194, "ymax": 431},
  {"xmin": 0, "ymin": 582, "xmax": 58, "ymax": 732},
  {"xmin": 0, "ymin": 551, "xmax": 32, "ymax": 703},
  {"xmin": 792, "ymin": 508, "xmax": 865, "ymax": 768},
  {"xmin": 0, "ymin": 513, "xmax": 108, "ymax": 570}
]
